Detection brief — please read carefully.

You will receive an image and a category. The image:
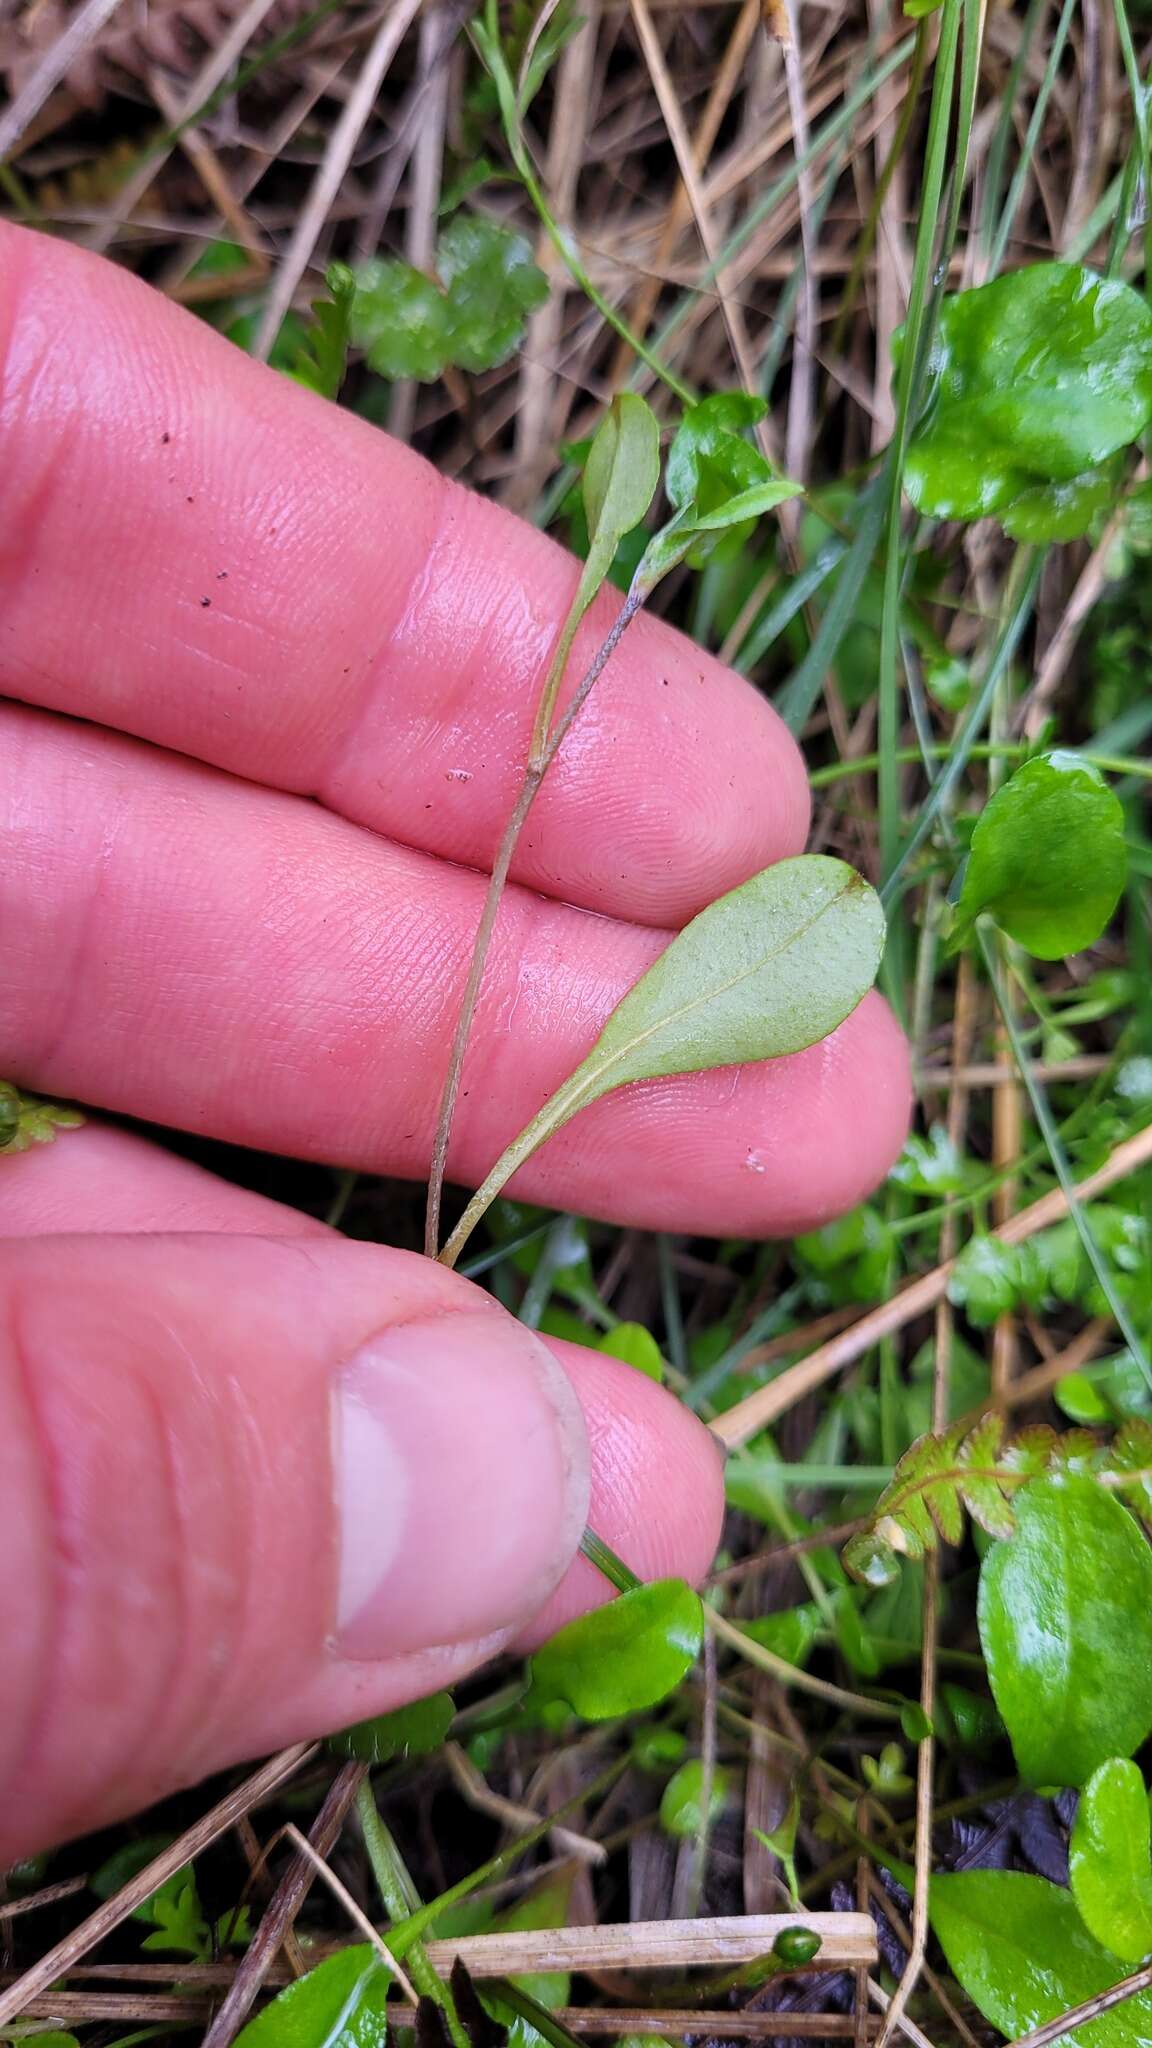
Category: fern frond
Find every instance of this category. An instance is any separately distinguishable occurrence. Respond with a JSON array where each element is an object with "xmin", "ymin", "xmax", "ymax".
[{"xmin": 845, "ymin": 1410, "xmax": 1152, "ymax": 1586}]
